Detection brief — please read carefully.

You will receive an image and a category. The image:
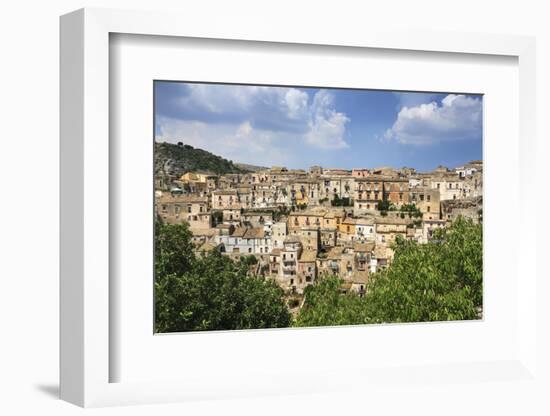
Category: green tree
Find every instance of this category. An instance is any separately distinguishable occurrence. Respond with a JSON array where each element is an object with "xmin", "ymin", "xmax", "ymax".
[
  {"xmin": 365, "ymin": 217, "xmax": 482, "ymax": 323},
  {"xmin": 293, "ymin": 217, "xmax": 482, "ymax": 326},
  {"xmin": 155, "ymin": 222, "xmax": 291, "ymax": 333},
  {"xmin": 294, "ymin": 276, "xmax": 369, "ymax": 327},
  {"xmin": 377, "ymin": 199, "xmax": 392, "ymax": 211},
  {"xmin": 399, "ymin": 203, "xmax": 422, "ymax": 218},
  {"xmin": 155, "ymin": 221, "xmax": 194, "ymax": 278},
  {"xmin": 211, "ymin": 210, "xmax": 223, "ymax": 225}
]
